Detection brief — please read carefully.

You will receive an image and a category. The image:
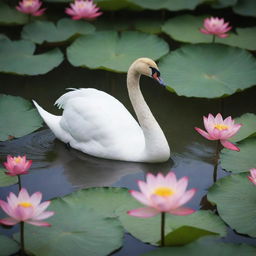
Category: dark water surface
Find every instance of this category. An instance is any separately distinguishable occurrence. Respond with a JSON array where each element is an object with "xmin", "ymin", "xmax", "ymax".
[{"xmin": 1, "ymin": 61, "xmax": 256, "ymax": 255}]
